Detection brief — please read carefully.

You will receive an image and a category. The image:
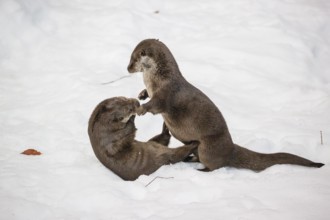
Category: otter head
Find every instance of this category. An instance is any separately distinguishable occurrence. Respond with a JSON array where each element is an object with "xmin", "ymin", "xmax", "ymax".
[
  {"xmin": 127, "ymin": 39, "xmax": 180, "ymax": 74},
  {"xmin": 90, "ymin": 97, "xmax": 140, "ymax": 133},
  {"xmin": 127, "ymin": 39, "xmax": 160, "ymax": 74},
  {"xmin": 127, "ymin": 39, "xmax": 181, "ymax": 97}
]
